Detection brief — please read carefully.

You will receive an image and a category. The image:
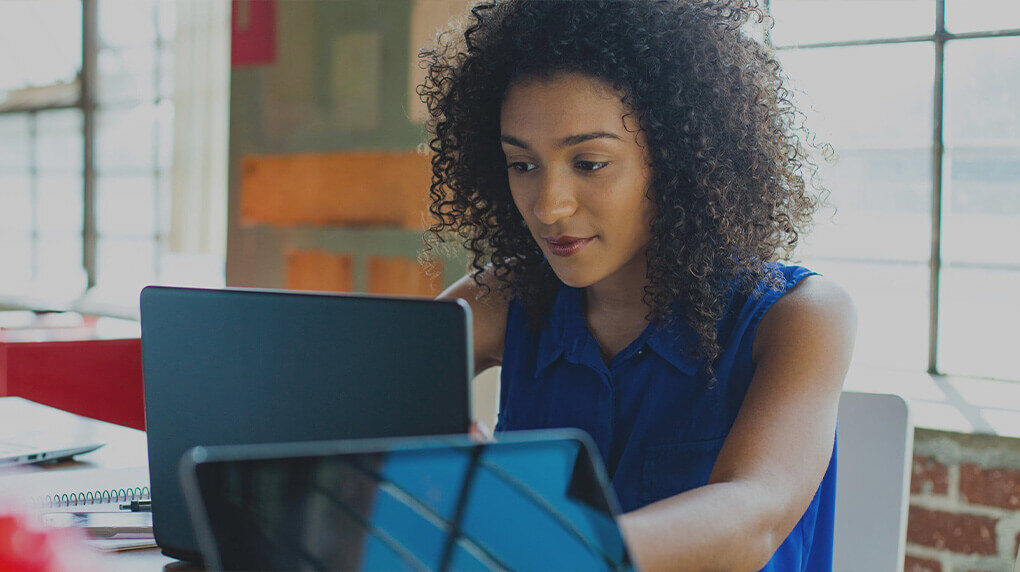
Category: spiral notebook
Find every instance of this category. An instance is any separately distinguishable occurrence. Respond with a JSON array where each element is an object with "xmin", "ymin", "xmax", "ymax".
[
  {"xmin": 1, "ymin": 466, "xmax": 156, "ymax": 551},
  {"xmin": 2, "ymin": 466, "xmax": 150, "ymax": 511}
]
